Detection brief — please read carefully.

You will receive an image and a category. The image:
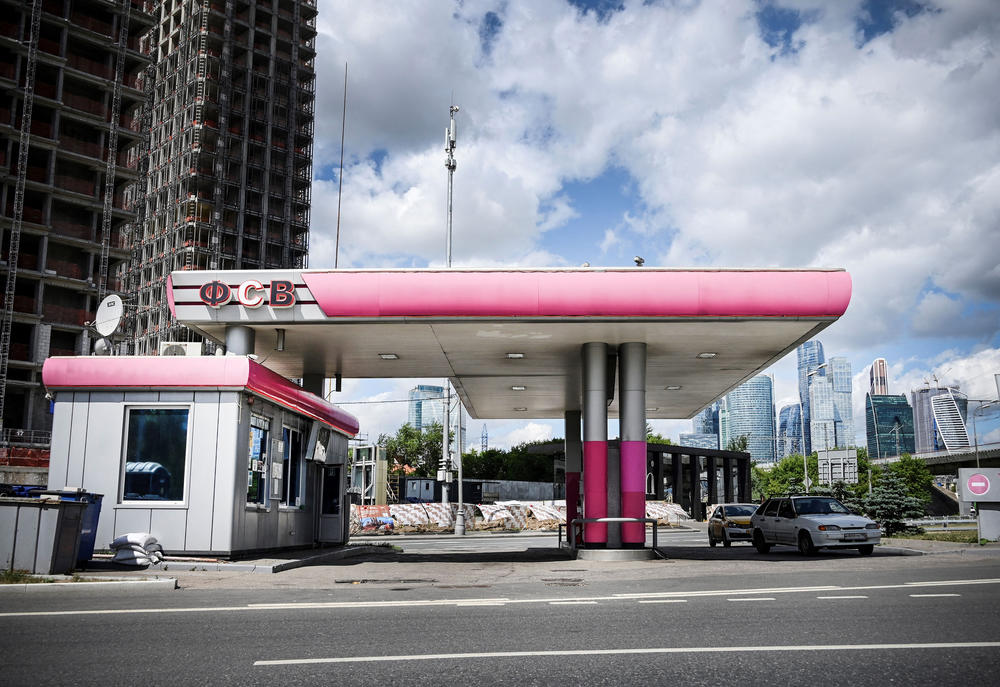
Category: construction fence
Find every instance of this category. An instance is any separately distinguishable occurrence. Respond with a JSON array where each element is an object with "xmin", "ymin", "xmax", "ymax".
[{"xmin": 351, "ymin": 500, "xmax": 693, "ymax": 534}]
